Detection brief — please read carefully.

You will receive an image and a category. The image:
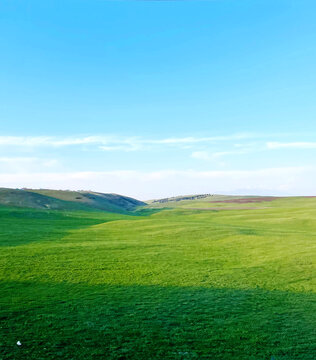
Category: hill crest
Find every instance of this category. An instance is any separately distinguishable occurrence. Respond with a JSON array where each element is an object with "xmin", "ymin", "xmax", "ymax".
[{"xmin": 0, "ymin": 188, "xmax": 145, "ymax": 213}]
